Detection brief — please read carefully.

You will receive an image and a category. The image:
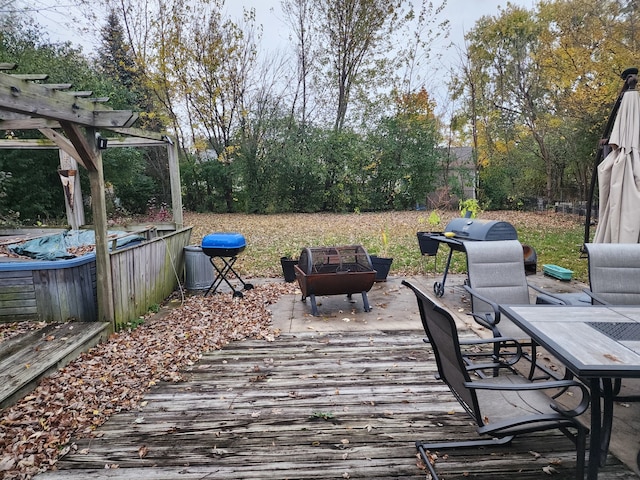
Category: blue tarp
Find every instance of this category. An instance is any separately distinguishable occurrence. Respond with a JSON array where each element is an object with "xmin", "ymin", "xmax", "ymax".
[{"xmin": 9, "ymin": 229, "xmax": 144, "ymax": 261}]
